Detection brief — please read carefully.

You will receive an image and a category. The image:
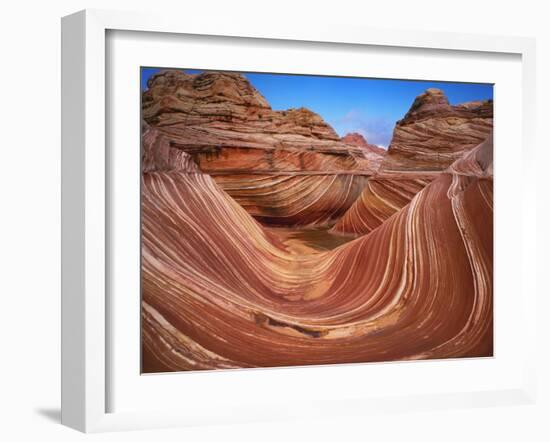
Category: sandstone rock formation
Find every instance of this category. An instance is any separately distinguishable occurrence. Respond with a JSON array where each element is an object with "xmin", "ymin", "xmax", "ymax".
[
  {"xmin": 141, "ymin": 138, "xmax": 493, "ymax": 372},
  {"xmin": 330, "ymin": 173, "xmax": 436, "ymax": 236},
  {"xmin": 142, "ymin": 123, "xmax": 201, "ymax": 174},
  {"xmin": 380, "ymin": 88, "xmax": 493, "ymax": 172},
  {"xmin": 341, "ymin": 132, "xmax": 386, "ymax": 170},
  {"xmin": 332, "ymin": 89, "xmax": 493, "ymax": 236},
  {"xmin": 142, "ymin": 70, "xmax": 377, "ymax": 226},
  {"xmin": 341, "ymin": 132, "xmax": 386, "ymax": 156},
  {"xmin": 141, "ymin": 73, "xmax": 494, "ymax": 372}
]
